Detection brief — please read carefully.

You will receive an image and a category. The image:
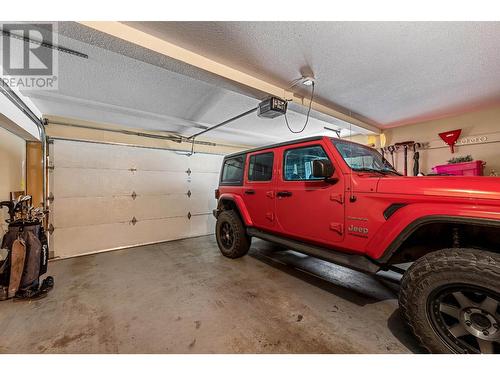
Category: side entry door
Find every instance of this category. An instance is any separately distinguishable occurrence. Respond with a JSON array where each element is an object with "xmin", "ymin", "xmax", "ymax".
[
  {"xmin": 275, "ymin": 143, "xmax": 345, "ymax": 245},
  {"xmin": 242, "ymin": 151, "xmax": 276, "ymax": 231}
]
